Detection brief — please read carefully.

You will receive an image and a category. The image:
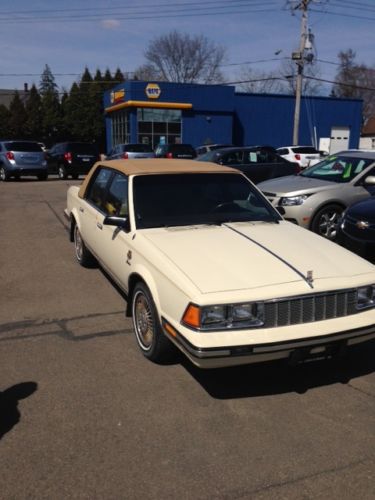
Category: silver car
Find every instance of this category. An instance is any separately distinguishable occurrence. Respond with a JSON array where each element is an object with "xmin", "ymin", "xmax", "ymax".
[
  {"xmin": 258, "ymin": 150, "xmax": 375, "ymax": 240},
  {"xmin": 0, "ymin": 140, "xmax": 48, "ymax": 181},
  {"xmin": 106, "ymin": 143, "xmax": 155, "ymax": 160}
]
